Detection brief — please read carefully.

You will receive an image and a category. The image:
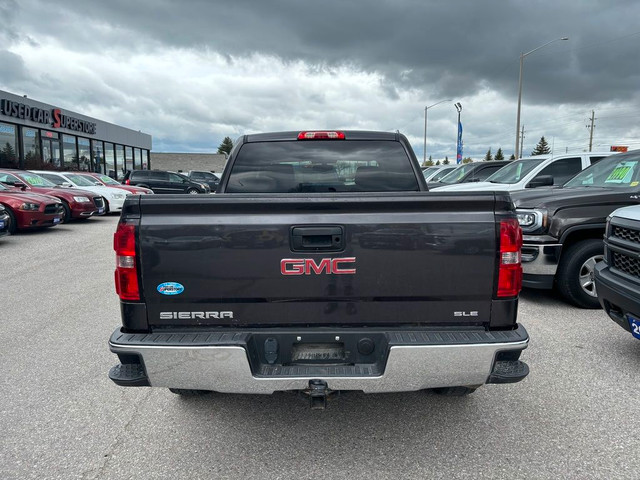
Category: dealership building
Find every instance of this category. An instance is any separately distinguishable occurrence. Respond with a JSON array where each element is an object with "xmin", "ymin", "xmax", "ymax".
[{"xmin": 0, "ymin": 89, "xmax": 152, "ymax": 180}]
